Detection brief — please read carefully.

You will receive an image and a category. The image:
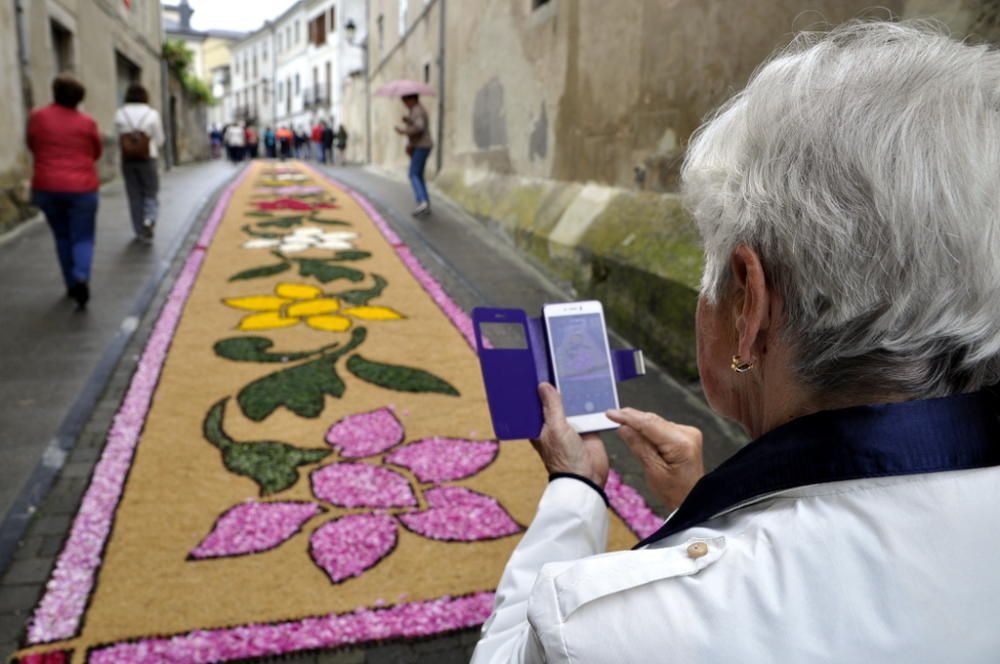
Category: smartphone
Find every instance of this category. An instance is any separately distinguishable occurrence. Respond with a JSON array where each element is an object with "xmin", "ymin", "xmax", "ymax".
[{"xmin": 542, "ymin": 301, "xmax": 620, "ymax": 433}]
